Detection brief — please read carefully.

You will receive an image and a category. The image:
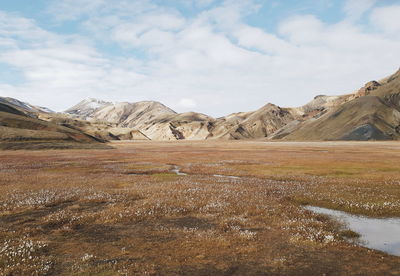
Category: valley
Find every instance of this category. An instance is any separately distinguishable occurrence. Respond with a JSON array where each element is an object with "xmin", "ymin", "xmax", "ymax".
[
  {"xmin": 0, "ymin": 141, "xmax": 399, "ymax": 275},
  {"xmin": 1, "ymin": 1, "xmax": 400, "ymax": 274}
]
